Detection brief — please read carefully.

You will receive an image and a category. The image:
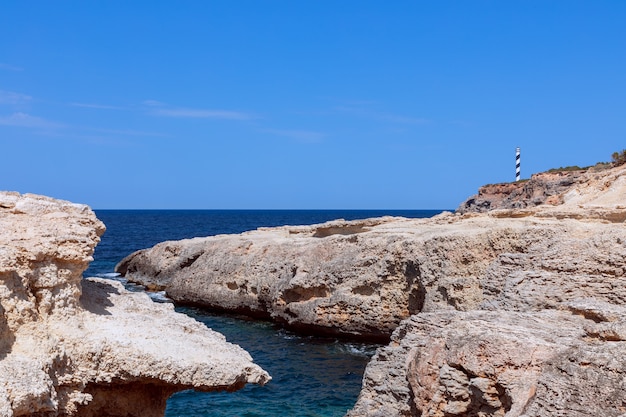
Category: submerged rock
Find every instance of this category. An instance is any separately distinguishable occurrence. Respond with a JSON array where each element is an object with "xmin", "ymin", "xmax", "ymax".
[{"xmin": 0, "ymin": 192, "xmax": 269, "ymax": 417}]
